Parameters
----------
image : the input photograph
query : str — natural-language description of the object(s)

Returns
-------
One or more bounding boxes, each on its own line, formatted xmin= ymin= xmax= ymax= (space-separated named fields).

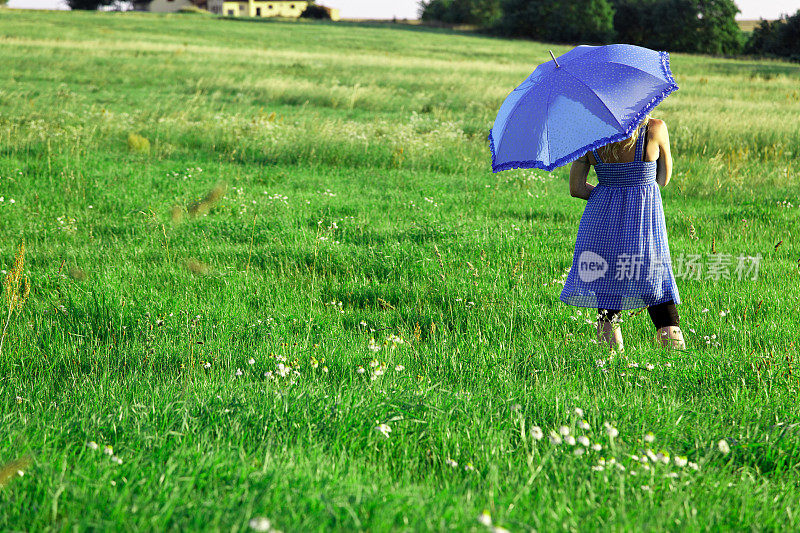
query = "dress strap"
xmin=634 ymin=121 xmax=648 ymax=162
xmin=591 ymin=148 xmax=603 ymax=164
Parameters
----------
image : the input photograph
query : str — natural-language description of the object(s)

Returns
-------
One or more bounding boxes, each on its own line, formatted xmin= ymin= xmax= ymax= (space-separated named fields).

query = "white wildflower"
xmin=375 ymin=423 xmax=392 ymax=438
xmin=530 ymin=426 xmax=544 ymax=440
xmin=477 ymin=511 xmax=493 ymax=527
xmin=578 ymin=435 xmax=590 ymax=447
xmin=718 ymin=439 xmax=730 ymax=455
xmin=386 ymin=334 xmax=405 ymax=345
xmin=248 ymin=517 xmax=272 ymax=532
xmin=445 ymin=458 xmax=458 ymax=468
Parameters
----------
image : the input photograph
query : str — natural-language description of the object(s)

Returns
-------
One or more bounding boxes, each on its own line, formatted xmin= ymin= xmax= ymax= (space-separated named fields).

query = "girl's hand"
xmin=569 ymin=154 xmax=593 ymax=200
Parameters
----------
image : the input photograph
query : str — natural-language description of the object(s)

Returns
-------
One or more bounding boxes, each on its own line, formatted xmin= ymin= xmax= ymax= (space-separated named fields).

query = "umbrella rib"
xmin=560 ymin=68 xmax=624 ymax=129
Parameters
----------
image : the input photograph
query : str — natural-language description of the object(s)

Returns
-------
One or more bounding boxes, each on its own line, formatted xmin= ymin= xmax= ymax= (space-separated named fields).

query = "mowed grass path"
xmin=1 ymin=10 xmax=799 ymax=531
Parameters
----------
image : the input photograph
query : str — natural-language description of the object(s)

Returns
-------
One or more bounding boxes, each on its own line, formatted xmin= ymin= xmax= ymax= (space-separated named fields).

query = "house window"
xmin=256 ymin=7 xmax=261 ymax=15
xmin=227 ymin=9 xmax=234 ymax=15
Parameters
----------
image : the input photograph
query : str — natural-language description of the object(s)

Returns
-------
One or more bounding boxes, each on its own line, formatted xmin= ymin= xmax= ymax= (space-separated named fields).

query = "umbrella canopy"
xmin=488 ymin=44 xmax=678 ymax=173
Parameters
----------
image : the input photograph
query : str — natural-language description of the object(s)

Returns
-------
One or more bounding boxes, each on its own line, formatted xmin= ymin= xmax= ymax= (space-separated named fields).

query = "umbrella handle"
xmin=549 ymin=50 xmax=560 ymax=68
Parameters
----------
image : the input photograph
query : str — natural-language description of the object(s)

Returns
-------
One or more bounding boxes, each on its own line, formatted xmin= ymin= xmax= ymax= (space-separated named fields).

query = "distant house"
xmin=207 ymin=0 xmax=340 ymax=20
xmin=134 ymin=0 xmax=340 ymax=20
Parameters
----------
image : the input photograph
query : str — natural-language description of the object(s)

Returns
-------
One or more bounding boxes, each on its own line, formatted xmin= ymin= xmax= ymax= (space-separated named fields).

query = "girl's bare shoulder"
xmin=647 ymin=118 xmax=668 ymax=140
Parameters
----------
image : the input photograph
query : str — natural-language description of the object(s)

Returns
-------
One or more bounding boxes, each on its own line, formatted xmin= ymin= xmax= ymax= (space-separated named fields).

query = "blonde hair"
xmin=601 ymin=115 xmax=651 ymax=162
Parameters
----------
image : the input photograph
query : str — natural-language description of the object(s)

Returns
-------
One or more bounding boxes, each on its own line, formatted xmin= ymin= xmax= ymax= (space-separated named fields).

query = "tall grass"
xmin=0 ymin=10 xmax=799 ymax=531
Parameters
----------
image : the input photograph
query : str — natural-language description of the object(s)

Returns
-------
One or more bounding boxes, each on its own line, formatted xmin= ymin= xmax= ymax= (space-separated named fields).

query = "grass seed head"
xmin=127 ymin=132 xmax=151 ymax=153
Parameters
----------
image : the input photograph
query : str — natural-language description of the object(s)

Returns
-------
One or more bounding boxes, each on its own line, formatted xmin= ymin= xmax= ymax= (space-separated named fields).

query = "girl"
xmin=559 ymin=114 xmax=686 ymax=352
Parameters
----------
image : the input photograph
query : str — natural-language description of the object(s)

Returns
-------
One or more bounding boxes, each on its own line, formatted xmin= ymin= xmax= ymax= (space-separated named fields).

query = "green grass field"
xmin=1 ymin=9 xmax=799 ymax=531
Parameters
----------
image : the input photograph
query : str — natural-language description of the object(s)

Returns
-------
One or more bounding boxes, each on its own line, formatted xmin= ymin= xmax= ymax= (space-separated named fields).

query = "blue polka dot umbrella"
xmin=488 ymin=44 xmax=679 ymax=173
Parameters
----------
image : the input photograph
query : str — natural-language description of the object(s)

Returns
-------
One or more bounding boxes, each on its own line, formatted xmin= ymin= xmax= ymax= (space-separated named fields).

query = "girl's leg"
xmin=648 ymin=300 xmax=686 ymax=350
xmin=597 ymin=308 xmax=624 ymax=352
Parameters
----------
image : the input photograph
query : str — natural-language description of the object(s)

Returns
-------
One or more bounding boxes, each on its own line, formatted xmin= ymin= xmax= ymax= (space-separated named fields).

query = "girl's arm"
xmin=651 ymin=119 xmax=673 ymax=187
xmin=569 ymin=153 xmax=594 ymax=200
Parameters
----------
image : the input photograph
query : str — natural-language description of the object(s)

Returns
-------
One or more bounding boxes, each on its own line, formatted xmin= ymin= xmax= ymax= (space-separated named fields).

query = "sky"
xmin=6 ymin=0 xmax=800 ymax=21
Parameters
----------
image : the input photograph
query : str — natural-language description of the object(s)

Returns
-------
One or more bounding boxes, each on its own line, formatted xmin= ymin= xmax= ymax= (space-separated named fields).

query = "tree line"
xmin=418 ymin=0 xmax=800 ymax=61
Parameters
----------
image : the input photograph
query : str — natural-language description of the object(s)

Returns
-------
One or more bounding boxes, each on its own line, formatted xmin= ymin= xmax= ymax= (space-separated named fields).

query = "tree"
xmin=746 ymin=10 xmax=800 ymax=60
xmin=611 ymin=0 xmax=653 ymax=46
xmin=419 ymin=0 xmax=449 ymax=22
xmin=300 ymin=4 xmax=333 ymax=19
xmin=611 ymin=0 xmax=742 ymax=55
xmin=497 ymin=0 xmax=615 ymax=44
xmin=419 ymin=0 xmax=503 ymax=27
xmin=66 ymin=0 xmax=115 ymax=9
xmin=695 ymin=0 xmax=743 ymax=55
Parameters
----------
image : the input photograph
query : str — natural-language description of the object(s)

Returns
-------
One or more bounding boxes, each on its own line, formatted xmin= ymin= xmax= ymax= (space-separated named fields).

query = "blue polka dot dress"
xmin=559 ymin=121 xmax=681 ymax=310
